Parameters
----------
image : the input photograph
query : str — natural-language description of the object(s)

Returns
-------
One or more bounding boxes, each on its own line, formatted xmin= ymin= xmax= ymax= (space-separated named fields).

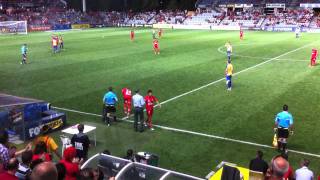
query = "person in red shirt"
xmin=0 ymin=158 xmax=19 ymax=180
xmin=32 ymin=141 xmax=52 ymax=162
xmin=130 ymin=29 xmax=135 ymax=41
xmin=240 ymin=28 xmax=244 ymax=40
xmin=59 ymin=147 xmax=81 ymax=180
xmin=158 ymin=28 xmax=163 ymax=38
xmin=144 ymin=89 xmax=161 ymax=130
xmin=310 ymin=48 xmax=318 ymax=66
xmin=153 ymin=39 xmax=160 ymax=55
xmin=122 ymin=87 xmax=132 ymax=118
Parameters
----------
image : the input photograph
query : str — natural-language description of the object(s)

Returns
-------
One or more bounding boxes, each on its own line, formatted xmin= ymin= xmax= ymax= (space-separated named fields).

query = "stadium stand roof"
xmin=0 ymin=93 xmax=43 ymax=108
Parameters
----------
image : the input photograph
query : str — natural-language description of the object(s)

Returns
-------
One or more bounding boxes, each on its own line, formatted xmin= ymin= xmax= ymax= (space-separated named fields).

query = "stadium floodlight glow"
xmin=0 ymin=21 xmax=28 ymax=35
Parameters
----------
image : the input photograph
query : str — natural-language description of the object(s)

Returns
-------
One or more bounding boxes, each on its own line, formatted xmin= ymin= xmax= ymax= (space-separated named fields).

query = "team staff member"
xmin=132 ymin=89 xmax=145 ymax=132
xmin=71 ymin=124 xmax=90 ymax=161
xmin=103 ymin=87 xmax=118 ymax=126
xmin=274 ymin=104 xmax=294 ymax=153
xmin=225 ymin=60 xmax=233 ymax=91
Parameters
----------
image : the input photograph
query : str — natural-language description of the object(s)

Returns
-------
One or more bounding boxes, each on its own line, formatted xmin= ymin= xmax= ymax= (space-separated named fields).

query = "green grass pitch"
xmin=1 ymin=28 xmax=320 ymax=177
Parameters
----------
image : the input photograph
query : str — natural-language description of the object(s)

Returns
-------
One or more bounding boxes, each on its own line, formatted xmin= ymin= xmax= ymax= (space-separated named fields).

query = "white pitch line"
xmin=53 ymin=43 xmax=317 ymax=157
xmin=52 ymin=106 xmax=320 ymax=158
xmin=159 ymin=43 xmax=314 ymax=106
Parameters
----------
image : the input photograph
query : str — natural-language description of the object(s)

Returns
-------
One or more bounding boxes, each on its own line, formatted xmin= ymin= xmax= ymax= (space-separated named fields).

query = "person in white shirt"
xmin=295 ymin=159 xmax=314 ymax=180
xmin=132 ymin=89 xmax=145 ymax=132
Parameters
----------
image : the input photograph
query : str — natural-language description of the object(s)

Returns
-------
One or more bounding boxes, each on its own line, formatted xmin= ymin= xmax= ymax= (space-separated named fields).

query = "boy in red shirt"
xmin=144 ymin=89 xmax=161 ymax=130
xmin=121 ymin=87 xmax=132 ymax=118
xmin=130 ymin=30 xmax=135 ymax=41
xmin=153 ymin=39 xmax=160 ymax=55
xmin=59 ymin=147 xmax=80 ymax=180
xmin=310 ymin=48 xmax=318 ymax=66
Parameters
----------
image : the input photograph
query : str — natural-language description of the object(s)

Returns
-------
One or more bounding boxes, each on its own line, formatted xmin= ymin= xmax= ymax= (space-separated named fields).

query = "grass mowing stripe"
xmin=52 ymin=106 xmax=320 ymax=158
xmin=158 ymin=42 xmax=315 ymax=106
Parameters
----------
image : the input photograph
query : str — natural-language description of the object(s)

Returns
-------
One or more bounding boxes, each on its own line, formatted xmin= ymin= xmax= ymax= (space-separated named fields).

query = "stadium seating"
xmin=184 ymin=9 xmax=224 ymax=25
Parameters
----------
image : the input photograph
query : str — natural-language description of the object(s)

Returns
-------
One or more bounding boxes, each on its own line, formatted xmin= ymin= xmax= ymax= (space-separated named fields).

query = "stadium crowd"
xmin=1 ymin=6 xmax=319 ymax=29
xmin=1 ymin=123 xmax=320 ymax=180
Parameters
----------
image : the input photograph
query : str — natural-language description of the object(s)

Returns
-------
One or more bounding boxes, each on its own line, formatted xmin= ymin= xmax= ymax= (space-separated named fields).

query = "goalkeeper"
xmin=21 ymin=44 xmax=28 ymax=64
xmin=274 ymin=104 xmax=294 ymax=153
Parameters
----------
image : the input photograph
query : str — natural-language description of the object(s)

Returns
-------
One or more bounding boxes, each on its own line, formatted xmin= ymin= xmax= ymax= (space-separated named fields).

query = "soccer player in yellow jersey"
xmin=225 ymin=60 xmax=233 ymax=91
xmin=225 ymin=42 xmax=232 ymax=61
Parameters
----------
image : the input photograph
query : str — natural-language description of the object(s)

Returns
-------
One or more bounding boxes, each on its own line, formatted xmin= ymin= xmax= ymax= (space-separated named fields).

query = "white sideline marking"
xmin=53 ymin=43 xmax=318 ymax=157
xmin=159 ymin=43 xmax=313 ymax=106
xmin=53 ymin=106 xmax=320 ymax=158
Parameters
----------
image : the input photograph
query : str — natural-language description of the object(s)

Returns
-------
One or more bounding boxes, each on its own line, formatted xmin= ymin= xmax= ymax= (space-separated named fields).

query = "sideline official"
xmin=132 ymin=89 xmax=145 ymax=132
xmin=103 ymin=87 xmax=118 ymax=126
xmin=274 ymin=104 xmax=294 ymax=153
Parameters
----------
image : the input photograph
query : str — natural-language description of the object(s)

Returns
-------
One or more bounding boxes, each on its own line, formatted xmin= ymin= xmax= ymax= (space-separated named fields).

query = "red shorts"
xmin=154 ymin=45 xmax=159 ymax=49
xmin=124 ymin=99 xmax=132 ymax=111
xmin=146 ymin=108 xmax=153 ymax=117
xmin=131 ymin=35 xmax=134 ymax=39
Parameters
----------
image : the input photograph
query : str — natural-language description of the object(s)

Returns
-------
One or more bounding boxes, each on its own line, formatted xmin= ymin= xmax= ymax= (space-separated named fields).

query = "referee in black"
xmin=132 ymin=89 xmax=145 ymax=132
xmin=274 ymin=104 xmax=294 ymax=153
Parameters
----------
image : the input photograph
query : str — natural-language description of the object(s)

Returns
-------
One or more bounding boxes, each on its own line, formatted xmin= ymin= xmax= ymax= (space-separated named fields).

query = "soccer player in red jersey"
xmin=130 ymin=29 xmax=135 ymax=41
xmin=158 ymin=28 xmax=162 ymax=38
xmin=310 ymin=48 xmax=318 ymax=67
xmin=144 ymin=89 xmax=160 ymax=130
xmin=122 ymin=87 xmax=132 ymax=118
xmin=240 ymin=28 xmax=244 ymax=40
xmin=153 ymin=39 xmax=160 ymax=55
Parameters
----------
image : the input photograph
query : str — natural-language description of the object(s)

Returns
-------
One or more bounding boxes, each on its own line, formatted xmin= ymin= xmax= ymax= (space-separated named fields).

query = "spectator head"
xmin=30 ymin=159 xmax=44 ymax=170
xmin=135 ymin=89 xmax=140 ymax=94
xmin=256 ymin=150 xmax=263 ymax=159
xmin=34 ymin=141 xmax=48 ymax=155
xmin=102 ymin=149 xmax=110 ymax=155
xmin=30 ymin=162 xmax=58 ymax=180
xmin=77 ymin=168 xmax=94 ymax=180
xmin=41 ymin=125 xmax=50 ymax=135
xmin=7 ymin=158 xmax=19 ymax=172
xmin=63 ymin=146 xmax=77 ymax=162
xmin=300 ymin=159 xmax=310 ymax=167
xmin=108 ymin=87 xmax=113 ymax=92
xmin=0 ymin=130 xmax=9 ymax=145
xmin=283 ymin=104 xmax=288 ymax=111
xmin=78 ymin=124 xmax=84 ymax=133
xmin=55 ymin=163 xmax=66 ymax=180
xmin=21 ymin=150 xmax=33 ymax=165
xmin=147 ymin=89 xmax=152 ymax=96
xmin=270 ymin=155 xmax=289 ymax=179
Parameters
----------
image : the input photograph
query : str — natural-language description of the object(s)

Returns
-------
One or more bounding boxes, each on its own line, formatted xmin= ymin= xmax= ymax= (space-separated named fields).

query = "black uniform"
xmin=71 ymin=132 xmax=90 ymax=159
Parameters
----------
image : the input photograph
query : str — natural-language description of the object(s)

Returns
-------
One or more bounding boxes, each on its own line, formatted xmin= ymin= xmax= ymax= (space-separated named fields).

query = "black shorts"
xmin=106 ymin=105 xmax=116 ymax=113
xmin=277 ymin=127 xmax=289 ymax=138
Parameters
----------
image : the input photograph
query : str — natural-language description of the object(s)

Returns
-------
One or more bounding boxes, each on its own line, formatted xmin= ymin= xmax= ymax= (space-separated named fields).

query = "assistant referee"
xmin=274 ymin=104 xmax=294 ymax=153
xmin=103 ymin=87 xmax=118 ymax=126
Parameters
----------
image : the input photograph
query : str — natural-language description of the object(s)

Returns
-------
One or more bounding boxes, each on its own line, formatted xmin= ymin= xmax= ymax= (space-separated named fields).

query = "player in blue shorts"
xmin=225 ymin=60 xmax=233 ymax=91
xmin=225 ymin=42 xmax=232 ymax=61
